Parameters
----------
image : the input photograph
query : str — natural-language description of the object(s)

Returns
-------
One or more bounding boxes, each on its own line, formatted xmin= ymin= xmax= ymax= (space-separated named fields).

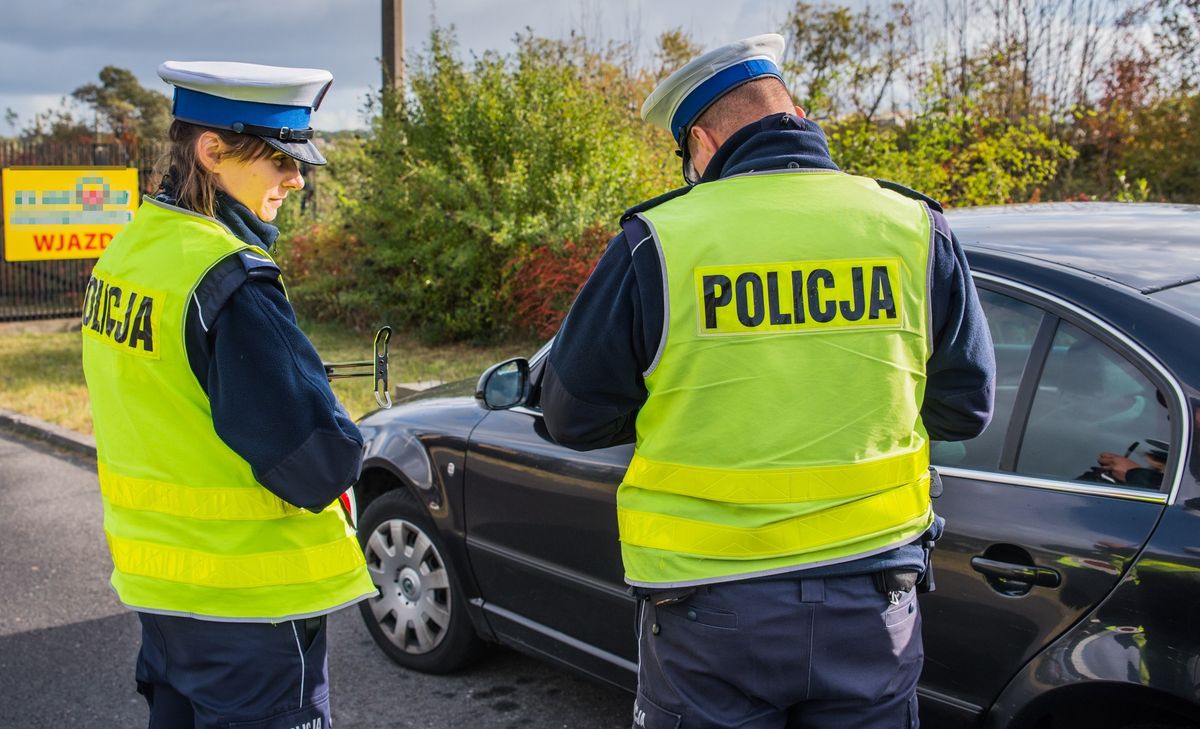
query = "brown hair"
xmin=693 ymin=77 xmax=795 ymax=139
xmin=155 ymin=121 xmax=275 ymax=217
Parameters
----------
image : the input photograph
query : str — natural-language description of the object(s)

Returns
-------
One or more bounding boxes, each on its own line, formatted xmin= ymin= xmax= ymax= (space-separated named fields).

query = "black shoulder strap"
xmin=235 ymin=249 xmax=282 ymax=282
xmin=190 ymin=249 xmax=282 ymax=333
xmin=875 ymin=179 xmax=944 ymax=213
xmin=620 ymin=216 xmax=654 ymax=255
xmin=620 ymin=185 xmax=693 ymax=223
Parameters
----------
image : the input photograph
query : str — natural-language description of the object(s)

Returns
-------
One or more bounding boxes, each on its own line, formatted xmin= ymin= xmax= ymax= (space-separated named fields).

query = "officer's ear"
xmin=689 ymin=125 xmax=720 ymax=158
xmin=195 ymin=131 xmax=226 ymax=174
xmin=794 ymin=105 xmax=807 ymax=119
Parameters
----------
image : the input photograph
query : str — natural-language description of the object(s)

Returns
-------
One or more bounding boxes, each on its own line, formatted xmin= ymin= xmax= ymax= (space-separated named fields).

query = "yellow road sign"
xmin=2 ymin=167 xmax=139 ymax=261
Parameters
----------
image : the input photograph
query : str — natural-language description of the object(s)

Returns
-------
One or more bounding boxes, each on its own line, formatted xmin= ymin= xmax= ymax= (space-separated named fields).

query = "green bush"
xmin=276 ymin=222 xmax=377 ymax=324
xmin=1119 ymin=93 xmax=1200 ymax=201
xmin=352 ymin=28 xmax=675 ymax=341
xmin=828 ymin=106 xmax=1076 ymax=208
xmin=274 ymin=132 xmax=369 ymax=239
xmin=272 ymin=134 xmax=380 ymax=328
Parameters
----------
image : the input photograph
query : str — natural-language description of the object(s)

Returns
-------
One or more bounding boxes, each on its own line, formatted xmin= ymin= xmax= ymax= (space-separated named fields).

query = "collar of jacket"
xmin=698 ymin=112 xmax=840 ymax=184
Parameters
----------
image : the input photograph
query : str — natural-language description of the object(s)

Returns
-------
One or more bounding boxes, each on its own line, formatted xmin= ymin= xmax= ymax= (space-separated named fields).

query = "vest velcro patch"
xmin=693 ymin=257 xmax=903 ymax=336
xmin=81 ymin=271 xmax=164 ymax=358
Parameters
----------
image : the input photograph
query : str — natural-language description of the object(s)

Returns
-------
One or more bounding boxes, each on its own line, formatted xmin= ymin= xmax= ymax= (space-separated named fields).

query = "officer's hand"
xmin=1097 ymin=452 xmax=1139 ymax=483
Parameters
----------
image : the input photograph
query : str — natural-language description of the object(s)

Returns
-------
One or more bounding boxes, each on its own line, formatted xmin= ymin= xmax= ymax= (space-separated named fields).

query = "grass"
xmin=308 ymin=320 xmax=538 ymax=420
xmin=0 ymin=318 xmax=539 ymax=435
xmin=0 ymin=323 xmax=91 ymax=433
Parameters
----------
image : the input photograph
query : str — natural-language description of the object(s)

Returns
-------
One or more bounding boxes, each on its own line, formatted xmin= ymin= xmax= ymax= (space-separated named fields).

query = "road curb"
xmin=0 ymin=408 xmax=96 ymax=459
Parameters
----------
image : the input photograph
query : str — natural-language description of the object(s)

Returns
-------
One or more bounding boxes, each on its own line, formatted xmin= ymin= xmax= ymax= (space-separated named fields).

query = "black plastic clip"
xmin=929 ymin=467 xmax=944 ymax=499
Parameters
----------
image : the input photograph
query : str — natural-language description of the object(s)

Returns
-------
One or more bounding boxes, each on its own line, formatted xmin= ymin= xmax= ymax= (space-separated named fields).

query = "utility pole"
xmin=382 ymin=0 xmax=404 ymax=90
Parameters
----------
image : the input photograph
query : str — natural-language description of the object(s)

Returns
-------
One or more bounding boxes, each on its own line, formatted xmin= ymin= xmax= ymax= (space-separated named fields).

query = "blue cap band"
xmin=669 ymin=58 xmax=782 ymax=144
xmin=172 ymin=87 xmax=313 ymax=132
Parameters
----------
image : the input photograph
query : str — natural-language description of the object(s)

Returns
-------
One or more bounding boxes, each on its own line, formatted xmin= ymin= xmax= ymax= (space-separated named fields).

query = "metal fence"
xmin=0 ymin=140 xmax=165 ymax=322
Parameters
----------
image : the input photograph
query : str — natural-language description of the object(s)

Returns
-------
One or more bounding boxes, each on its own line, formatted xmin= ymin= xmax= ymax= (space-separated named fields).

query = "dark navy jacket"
xmin=541 ymin=113 xmax=996 ymax=579
xmin=166 ymin=190 xmax=363 ymax=513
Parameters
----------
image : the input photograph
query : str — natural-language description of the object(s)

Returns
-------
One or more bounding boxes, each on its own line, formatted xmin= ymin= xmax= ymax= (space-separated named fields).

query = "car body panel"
xmin=985 ymin=501 xmax=1200 ymax=728
xmin=463 ymin=408 xmax=636 ymax=687
xmin=1149 ymin=283 xmax=1200 ymax=322
xmin=948 ymin=203 xmax=1200 ymax=292
xmin=920 ymin=477 xmax=1165 ymax=715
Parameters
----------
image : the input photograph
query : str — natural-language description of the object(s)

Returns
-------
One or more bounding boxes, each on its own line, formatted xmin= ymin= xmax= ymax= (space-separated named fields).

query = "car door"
xmin=920 ymin=276 xmax=1181 ymax=724
xmin=462 ymin=352 xmax=637 ymax=683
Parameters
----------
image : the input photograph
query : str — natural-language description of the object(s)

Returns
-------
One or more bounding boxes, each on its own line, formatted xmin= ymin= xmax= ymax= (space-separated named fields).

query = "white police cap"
xmin=158 ymin=61 xmax=334 ymax=165
xmin=642 ymin=33 xmax=786 ymax=145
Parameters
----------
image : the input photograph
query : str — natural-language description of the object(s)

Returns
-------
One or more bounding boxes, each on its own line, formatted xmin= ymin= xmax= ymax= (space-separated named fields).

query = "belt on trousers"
xmin=636 ymin=569 xmax=923 ymax=635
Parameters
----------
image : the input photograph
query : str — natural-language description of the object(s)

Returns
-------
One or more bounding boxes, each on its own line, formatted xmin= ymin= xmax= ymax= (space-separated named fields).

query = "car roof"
xmin=946 ymin=202 xmax=1200 ymax=293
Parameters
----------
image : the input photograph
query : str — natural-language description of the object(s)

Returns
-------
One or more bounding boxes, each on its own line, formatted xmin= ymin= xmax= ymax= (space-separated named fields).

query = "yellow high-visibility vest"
xmin=620 ymin=172 xmax=935 ymax=587
xmin=81 ymin=198 xmax=374 ymax=620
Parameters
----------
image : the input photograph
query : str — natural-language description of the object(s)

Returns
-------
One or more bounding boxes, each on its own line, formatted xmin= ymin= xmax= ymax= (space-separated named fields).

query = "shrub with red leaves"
xmin=504 ymin=224 xmax=611 ymax=339
xmin=276 ymin=223 xmax=368 ymax=324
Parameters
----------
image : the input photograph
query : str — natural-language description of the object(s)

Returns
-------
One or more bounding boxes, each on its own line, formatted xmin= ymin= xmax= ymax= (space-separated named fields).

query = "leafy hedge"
xmin=504 ymin=224 xmax=610 ymax=339
xmin=829 ymin=108 xmax=1076 ymax=207
xmin=343 ymin=30 xmax=674 ymax=341
xmin=273 ymin=9 xmax=1197 ymax=342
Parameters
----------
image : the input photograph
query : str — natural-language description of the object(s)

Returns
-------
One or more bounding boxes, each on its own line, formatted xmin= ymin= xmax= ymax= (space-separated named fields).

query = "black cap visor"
xmin=262 ymin=136 xmax=326 ymax=165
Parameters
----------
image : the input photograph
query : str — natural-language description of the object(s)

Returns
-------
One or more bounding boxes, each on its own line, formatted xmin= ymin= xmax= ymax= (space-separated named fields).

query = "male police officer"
xmin=541 ymin=35 xmax=995 ymax=728
xmin=81 ymin=63 xmax=374 ymax=727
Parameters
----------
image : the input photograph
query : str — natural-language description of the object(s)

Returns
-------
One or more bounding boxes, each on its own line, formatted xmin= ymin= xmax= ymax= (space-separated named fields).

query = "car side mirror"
xmin=475 ymin=357 xmax=530 ymax=410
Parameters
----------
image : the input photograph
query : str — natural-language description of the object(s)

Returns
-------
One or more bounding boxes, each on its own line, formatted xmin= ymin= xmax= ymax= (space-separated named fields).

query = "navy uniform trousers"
xmin=633 ymin=574 xmax=922 ymax=729
xmin=135 ymin=612 xmax=332 ymax=729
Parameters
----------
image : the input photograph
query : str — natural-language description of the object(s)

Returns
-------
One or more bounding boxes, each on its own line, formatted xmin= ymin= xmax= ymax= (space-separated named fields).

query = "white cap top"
xmin=641 ymin=33 xmax=786 ymax=144
xmin=157 ymin=61 xmax=333 ymax=110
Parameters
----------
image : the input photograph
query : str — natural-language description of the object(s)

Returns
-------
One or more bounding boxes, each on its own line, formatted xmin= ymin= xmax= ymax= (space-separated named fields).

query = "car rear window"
xmin=1017 ymin=321 xmax=1171 ymax=489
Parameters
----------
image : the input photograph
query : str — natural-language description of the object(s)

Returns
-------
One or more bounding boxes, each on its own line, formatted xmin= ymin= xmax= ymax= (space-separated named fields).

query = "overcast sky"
xmin=0 ymin=0 xmax=799 ymax=136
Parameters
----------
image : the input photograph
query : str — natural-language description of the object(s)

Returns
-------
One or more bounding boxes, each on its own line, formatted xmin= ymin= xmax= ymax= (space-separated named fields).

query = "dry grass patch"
xmin=0 ymin=318 xmax=539 ymax=435
xmin=308 ymin=321 xmax=539 ymax=420
xmin=0 ymin=325 xmax=90 ymax=433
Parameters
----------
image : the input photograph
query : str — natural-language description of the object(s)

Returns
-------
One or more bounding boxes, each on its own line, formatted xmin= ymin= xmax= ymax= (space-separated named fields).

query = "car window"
xmin=931 ymin=288 xmax=1042 ymax=471
xmin=1016 ymin=321 xmax=1171 ymax=489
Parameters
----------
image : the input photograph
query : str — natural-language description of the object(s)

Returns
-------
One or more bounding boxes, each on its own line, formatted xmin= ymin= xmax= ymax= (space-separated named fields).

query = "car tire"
xmin=356 ymin=487 xmax=482 ymax=673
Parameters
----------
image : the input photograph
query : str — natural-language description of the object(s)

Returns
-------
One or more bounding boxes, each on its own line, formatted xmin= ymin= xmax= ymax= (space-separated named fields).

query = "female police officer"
xmin=81 ymin=62 xmax=374 ymax=728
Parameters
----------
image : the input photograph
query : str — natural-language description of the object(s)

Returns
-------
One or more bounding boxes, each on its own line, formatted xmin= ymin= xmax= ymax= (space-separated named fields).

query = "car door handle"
xmin=970 ymin=557 xmax=1061 ymax=588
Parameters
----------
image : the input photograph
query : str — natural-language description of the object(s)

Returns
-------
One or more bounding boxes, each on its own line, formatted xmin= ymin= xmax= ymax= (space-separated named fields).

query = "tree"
xmin=71 ymin=66 xmax=171 ymax=148
xmin=782 ymin=1 xmax=914 ymax=122
xmin=1152 ymin=0 xmax=1200 ymax=91
xmin=8 ymin=66 xmax=170 ymax=146
xmin=8 ymin=98 xmax=91 ymax=143
xmin=654 ymin=28 xmax=702 ymax=82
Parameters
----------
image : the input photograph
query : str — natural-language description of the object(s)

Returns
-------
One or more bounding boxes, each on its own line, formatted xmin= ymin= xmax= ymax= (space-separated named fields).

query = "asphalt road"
xmin=0 ymin=432 xmax=632 ymax=729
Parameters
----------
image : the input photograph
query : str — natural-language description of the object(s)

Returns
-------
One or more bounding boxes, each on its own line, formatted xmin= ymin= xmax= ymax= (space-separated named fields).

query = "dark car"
xmin=351 ymin=203 xmax=1200 ymax=729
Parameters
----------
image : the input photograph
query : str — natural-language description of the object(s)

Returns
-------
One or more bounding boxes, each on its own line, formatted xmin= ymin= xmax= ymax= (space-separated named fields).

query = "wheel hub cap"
xmin=398 ymin=568 xmax=421 ymax=601
xmin=363 ymin=516 xmax=453 ymax=655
